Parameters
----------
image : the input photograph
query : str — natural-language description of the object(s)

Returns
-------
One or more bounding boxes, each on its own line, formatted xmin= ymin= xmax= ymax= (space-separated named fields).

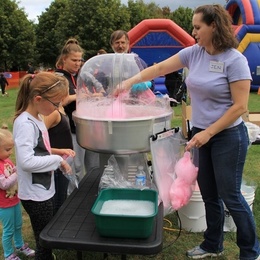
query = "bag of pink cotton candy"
xmin=169 ymin=150 xmax=199 ymax=211
xmin=150 ymin=128 xmax=188 ymax=216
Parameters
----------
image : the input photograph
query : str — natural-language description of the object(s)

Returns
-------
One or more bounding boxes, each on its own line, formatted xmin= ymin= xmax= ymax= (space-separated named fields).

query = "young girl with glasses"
xmin=13 ymin=72 xmax=72 ymax=260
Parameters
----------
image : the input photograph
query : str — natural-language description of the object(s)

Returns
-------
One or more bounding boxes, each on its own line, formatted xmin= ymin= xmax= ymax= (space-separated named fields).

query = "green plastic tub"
xmin=91 ymin=188 xmax=158 ymax=238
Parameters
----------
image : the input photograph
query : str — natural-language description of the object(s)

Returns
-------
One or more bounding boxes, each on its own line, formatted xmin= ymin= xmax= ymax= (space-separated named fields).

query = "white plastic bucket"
xmin=224 ymin=184 xmax=255 ymax=232
xmin=178 ymin=184 xmax=255 ymax=233
xmin=178 ymin=190 xmax=206 ymax=232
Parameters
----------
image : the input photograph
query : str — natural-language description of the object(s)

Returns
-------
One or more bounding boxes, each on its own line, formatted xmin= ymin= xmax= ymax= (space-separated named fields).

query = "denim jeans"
xmin=192 ymin=122 xmax=260 ymax=260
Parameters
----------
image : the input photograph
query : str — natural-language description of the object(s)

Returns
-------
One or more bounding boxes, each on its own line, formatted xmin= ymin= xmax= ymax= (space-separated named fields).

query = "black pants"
xmin=53 ymin=169 xmax=69 ymax=215
xmin=21 ymin=198 xmax=54 ymax=260
xmin=1 ymin=84 xmax=6 ymax=94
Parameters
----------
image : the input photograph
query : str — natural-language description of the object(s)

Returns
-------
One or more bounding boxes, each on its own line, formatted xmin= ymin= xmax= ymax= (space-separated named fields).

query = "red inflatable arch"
xmin=128 ymin=19 xmax=195 ymax=65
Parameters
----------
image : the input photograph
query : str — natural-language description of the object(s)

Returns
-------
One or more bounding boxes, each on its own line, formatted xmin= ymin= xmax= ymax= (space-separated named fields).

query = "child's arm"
xmin=51 ymin=148 xmax=75 ymax=157
xmin=0 ymin=172 xmax=17 ymax=190
xmin=44 ymin=110 xmax=60 ymax=129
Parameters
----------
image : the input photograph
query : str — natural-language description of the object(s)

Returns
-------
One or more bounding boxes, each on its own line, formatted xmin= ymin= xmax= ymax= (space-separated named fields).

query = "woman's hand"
xmin=186 ymin=130 xmax=211 ymax=151
xmin=91 ymin=92 xmax=105 ymax=97
xmin=113 ymin=79 xmax=132 ymax=97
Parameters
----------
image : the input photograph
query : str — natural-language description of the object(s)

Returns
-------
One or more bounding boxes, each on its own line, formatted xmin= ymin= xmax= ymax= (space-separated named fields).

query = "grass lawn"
xmin=0 ymin=89 xmax=259 ymax=259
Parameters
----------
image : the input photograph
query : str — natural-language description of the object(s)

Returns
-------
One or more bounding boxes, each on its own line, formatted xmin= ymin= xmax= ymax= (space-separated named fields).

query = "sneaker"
xmin=187 ymin=246 xmax=224 ymax=259
xmin=5 ymin=253 xmax=21 ymax=260
xmin=16 ymin=243 xmax=35 ymax=257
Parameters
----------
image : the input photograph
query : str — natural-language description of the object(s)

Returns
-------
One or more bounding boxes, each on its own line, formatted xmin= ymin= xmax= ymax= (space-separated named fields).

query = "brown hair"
xmin=194 ymin=4 xmax=239 ymax=51
xmin=14 ymin=72 xmax=69 ymax=120
xmin=110 ymin=30 xmax=129 ymax=46
xmin=97 ymin=49 xmax=107 ymax=55
xmin=55 ymin=38 xmax=84 ymax=69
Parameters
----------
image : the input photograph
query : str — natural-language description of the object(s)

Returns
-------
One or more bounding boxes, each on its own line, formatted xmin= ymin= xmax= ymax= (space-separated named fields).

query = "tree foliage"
xmin=35 ymin=0 xmax=69 ymax=67
xmin=0 ymin=0 xmax=196 ymax=71
xmin=55 ymin=0 xmax=131 ymax=59
xmin=127 ymin=0 xmax=162 ymax=28
xmin=0 ymin=0 xmax=35 ymax=70
xmin=171 ymin=7 xmax=194 ymax=35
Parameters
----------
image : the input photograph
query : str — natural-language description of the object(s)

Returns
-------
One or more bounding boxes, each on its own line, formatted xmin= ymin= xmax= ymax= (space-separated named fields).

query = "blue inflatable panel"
xmin=153 ymin=77 xmax=168 ymax=94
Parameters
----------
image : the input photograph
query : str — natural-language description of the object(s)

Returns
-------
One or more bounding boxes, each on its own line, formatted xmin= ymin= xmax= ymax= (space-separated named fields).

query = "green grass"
xmin=0 ymin=89 xmax=259 ymax=259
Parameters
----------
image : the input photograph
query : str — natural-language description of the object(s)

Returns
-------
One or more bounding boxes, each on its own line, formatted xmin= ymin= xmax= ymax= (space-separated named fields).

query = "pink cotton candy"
xmin=170 ymin=178 xmax=193 ymax=210
xmin=106 ymin=93 xmax=127 ymax=118
xmin=138 ymin=88 xmax=156 ymax=104
xmin=170 ymin=151 xmax=198 ymax=210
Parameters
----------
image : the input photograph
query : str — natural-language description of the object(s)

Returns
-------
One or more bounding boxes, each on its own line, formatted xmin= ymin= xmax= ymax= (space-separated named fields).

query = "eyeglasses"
xmin=43 ymin=97 xmax=61 ymax=108
xmin=40 ymin=80 xmax=60 ymax=95
xmin=113 ymin=41 xmax=128 ymax=46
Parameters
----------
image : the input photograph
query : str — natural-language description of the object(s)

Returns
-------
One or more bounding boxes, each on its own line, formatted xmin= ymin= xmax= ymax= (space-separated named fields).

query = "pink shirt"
xmin=0 ymin=158 xmax=19 ymax=208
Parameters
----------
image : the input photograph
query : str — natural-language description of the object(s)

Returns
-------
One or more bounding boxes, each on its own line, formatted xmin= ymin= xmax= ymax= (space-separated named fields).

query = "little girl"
xmin=44 ymin=104 xmax=76 ymax=214
xmin=0 ymin=126 xmax=35 ymax=260
xmin=13 ymin=72 xmax=72 ymax=260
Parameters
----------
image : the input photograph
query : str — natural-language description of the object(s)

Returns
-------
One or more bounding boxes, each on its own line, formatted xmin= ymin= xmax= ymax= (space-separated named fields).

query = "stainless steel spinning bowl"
xmin=73 ymin=111 xmax=173 ymax=154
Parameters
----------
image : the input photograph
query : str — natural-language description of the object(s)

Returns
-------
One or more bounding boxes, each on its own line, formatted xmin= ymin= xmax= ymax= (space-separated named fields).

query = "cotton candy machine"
xmin=72 ymin=53 xmax=173 ymax=154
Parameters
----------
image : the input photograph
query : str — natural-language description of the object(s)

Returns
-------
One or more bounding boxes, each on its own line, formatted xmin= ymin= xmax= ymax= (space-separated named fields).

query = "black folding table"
xmin=40 ymin=168 xmax=164 ymax=259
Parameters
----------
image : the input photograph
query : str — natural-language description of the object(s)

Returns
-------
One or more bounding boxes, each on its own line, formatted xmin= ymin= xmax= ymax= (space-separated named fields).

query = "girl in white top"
xmin=13 ymin=72 xmax=71 ymax=260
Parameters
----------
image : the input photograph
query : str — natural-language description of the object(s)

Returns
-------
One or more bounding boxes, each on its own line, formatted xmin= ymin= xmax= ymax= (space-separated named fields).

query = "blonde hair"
xmin=56 ymin=38 xmax=84 ymax=69
xmin=14 ymin=72 xmax=69 ymax=120
xmin=0 ymin=125 xmax=13 ymax=146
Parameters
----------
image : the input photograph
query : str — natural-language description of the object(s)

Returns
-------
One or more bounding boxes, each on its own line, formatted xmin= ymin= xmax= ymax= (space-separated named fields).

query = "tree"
xmin=35 ymin=0 xmax=69 ymax=68
xmin=127 ymin=0 xmax=162 ymax=28
xmin=162 ymin=6 xmax=171 ymax=17
xmin=35 ymin=0 xmax=131 ymax=65
xmin=0 ymin=0 xmax=35 ymax=71
xmin=171 ymin=7 xmax=193 ymax=35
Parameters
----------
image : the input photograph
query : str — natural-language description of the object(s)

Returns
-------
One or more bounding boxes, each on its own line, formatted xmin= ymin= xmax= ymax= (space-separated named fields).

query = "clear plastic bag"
xmin=98 ymin=154 xmax=156 ymax=192
xmin=61 ymin=155 xmax=78 ymax=189
xmin=150 ymin=128 xmax=198 ymax=216
xmin=245 ymin=122 xmax=260 ymax=145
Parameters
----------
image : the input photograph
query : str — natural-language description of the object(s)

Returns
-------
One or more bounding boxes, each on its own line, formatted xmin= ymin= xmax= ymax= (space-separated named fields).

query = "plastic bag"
xmin=61 ymin=155 xmax=78 ymax=189
xmin=99 ymin=155 xmax=133 ymax=190
xmin=150 ymin=128 xmax=198 ymax=216
xmin=98 ymin=154 xmax=156 ymax=192
xmin=245 ymin=122 xmax=260 ymax=145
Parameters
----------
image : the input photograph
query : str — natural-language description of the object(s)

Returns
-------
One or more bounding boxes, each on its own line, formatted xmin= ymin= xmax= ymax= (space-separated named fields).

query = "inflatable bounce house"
xmin=226 ymin=0 xmax=260 ymax=91
xmin=128 ymin=19 xmax=195 ymax=93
